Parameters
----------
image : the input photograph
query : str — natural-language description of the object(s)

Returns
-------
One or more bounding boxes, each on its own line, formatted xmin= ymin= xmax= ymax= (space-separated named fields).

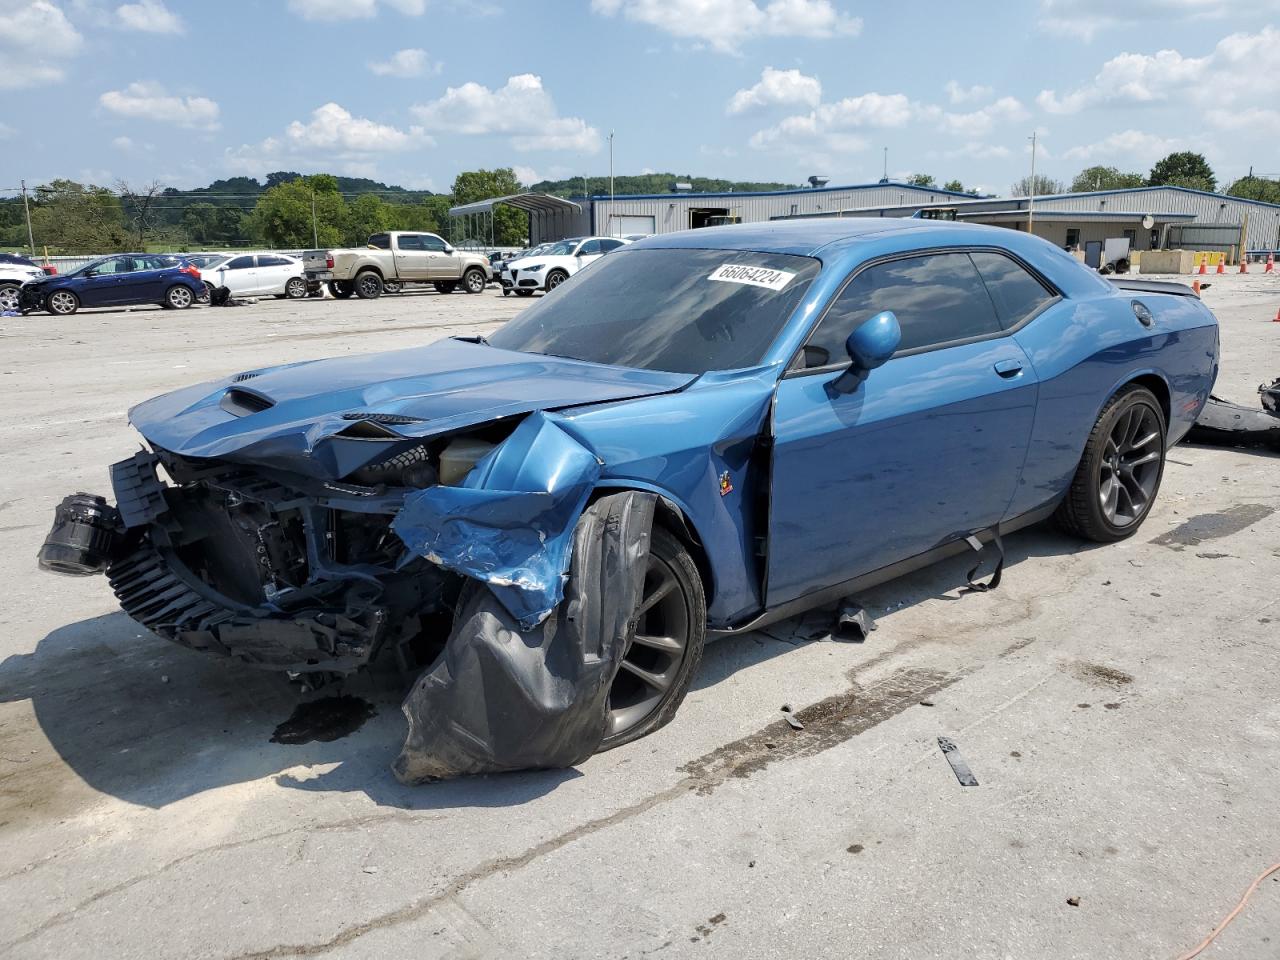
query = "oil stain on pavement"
xmin=270 ymin=696 xmax=378 ymax=745
xmin=1151 ymin=503 xmax=1274 ymax=550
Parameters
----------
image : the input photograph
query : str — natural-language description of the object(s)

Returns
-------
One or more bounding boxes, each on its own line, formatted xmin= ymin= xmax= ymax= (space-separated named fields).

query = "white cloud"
xmin=115 ymin=0 xmax=182 ymax=33
xmin=591 ymin=0 xmax=861 ymax=54
xmin=945 ymin=81 xmax=992 ymax=104
xmin=411 ymin=74 xmax=601 ymax=152
xmin=1038 ymin=27 xmax=1280 ymax=114
xmin=0 ymin=1 xmax=83 ymax=90
xmin=1062 ymin=128 xmax=1188 ymax=163
xmin=512 ymin=165 xmax=540 ymax=185
xmin=287 ymin=0 xmax=424 ymax=20
xmin=945 ymin=142 xmax=1012 ymax=160
xmin=224 ymin=102 xmax=431 ymax=177
xmin=1036 ymin=0 xmax=1275 ymax=41
xmin=751 ymin=88 xmax=1028 ymax=155
xmin=727 ymin=67 xmax=821 ymax=114
xmin=99 ymin=81 xmax=220 ymax=130
xmin=112 ymin=135 xmax=134 ymax=149
xmin=368 ymin=48 xmax=437 ymax=77
xmin=0 ymin=122 xmax=15 ymax=140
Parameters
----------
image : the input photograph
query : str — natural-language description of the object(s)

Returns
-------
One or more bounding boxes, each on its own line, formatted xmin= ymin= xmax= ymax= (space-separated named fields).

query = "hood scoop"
xmin=340 ymin=412 xmax=427 ymax=425
xmin=219 ymin=387 xmax=275 ymax=417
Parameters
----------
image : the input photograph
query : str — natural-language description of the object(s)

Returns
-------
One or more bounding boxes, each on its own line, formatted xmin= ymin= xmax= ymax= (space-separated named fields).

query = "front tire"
xmin=545 ymin=269 xmax=569 ymax=291
xmin=383 ymin=280 xmax=403 ymax=295
xmin=354 ymin=271 xmax=383 ymax=299
xmin=514 ymin=289 xmax=534 ymax=298
xmin=1055 ymin=385 xmax=1166 ymax=542
xmin=0 ymin=283 xmax=22 ymax=312
xmin=327 ymin=281 xmax=354 ymax=299
xmin=433 ymin=280 xmax=458 ymax=294
xmin=285 ymin=277 xmax=307 ymax=299
xmin=463 ymin=268 xmax=487 ymax=294
xmin=46 ymin=290 xmax=79 ymax=315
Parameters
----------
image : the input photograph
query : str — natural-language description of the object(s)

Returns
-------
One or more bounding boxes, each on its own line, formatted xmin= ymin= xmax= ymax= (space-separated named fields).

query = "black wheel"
xmin=501 ymin=288 xmax=510 ymax=297
xmin=0 ymin=283 xmax=22 ymax=312
xmin=462 ymin=267 xmax=487 ymax=294
xmin=285 ymin=277 xmax=307 ymax=299
xmin=165 ymin=285 xmax=194 ymax=309
xmin=433 ymin=281 xmax=458 ymax=294
xmin=354 ymin=272 xmax=383 ymax=299
xmin=46 ymin=289 xmax=79 ymax=315
xmin=1055 ymin=386 xmax=1166 ymax=542
xmin=327 ymin=281 xmax=354 ymax=299
xmin=514 ymin=289 xmax=534 ymax=298
xmin=383 ymin=280 xmax=403 ymax=295
xmin=599 ymin=524 xmax=706 ymax=749
xmin=198 ymin=282 xmax=213 ymax=304
xmin=545 ymin=269 xmax=569 ymax=291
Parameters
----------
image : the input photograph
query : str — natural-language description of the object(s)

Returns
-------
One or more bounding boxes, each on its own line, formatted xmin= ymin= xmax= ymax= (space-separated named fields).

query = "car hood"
xmin=128 ymin=337 xmax=693 ymax=479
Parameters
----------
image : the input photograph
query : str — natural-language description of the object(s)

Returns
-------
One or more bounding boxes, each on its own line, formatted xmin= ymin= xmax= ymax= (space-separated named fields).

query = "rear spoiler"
xmin=1109 ymin=278 xmax=1202 ymax=299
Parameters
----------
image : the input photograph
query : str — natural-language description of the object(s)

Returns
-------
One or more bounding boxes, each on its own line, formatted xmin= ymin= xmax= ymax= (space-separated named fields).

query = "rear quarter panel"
xmin=1007 ymin=290 xmax=1218 ymax=519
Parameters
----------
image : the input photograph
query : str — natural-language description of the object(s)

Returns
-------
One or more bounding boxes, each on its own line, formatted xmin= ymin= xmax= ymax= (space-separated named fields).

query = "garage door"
xmin=610 ymin=215 xmax=656 ymax=237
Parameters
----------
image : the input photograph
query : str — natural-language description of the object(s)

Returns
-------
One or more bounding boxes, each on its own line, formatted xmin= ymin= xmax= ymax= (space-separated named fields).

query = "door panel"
xmin=393 ymin=235 xmax=431 ymax=280
xmin=767 ymin=339 xmax=1038 ymax=607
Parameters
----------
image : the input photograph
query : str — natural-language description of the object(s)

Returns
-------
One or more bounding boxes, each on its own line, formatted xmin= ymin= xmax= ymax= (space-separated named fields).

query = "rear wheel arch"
xmin=1125 ymin=372 xmax=1171 ymax=429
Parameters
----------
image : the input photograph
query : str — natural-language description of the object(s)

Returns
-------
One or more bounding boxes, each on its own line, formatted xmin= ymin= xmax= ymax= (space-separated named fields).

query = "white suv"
xmin=502 ymin=236 xmax=631 ymax=297
xmin=0 ymin=255 xmax=49 ymax=312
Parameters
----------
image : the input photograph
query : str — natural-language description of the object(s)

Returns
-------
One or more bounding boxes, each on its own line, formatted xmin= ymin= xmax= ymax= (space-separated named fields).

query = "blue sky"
xmin=2 ymin=0 xmax=1278 ymax=195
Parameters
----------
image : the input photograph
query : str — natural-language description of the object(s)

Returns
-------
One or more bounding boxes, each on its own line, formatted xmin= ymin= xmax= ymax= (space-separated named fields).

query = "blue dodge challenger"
xmin=39 ymin=219 xmax=1218 ymax=780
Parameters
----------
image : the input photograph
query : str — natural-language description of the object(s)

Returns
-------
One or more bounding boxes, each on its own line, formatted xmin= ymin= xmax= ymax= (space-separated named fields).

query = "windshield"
xmin=535 ymin=240 xmax=577 ymax=257
xmin=487 ymin=247 xmax=820 ymax=374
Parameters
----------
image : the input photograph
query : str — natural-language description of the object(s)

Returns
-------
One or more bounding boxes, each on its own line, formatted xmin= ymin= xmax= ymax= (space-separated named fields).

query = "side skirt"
xmin=708 ymin=498 xmax=1062 ymax=639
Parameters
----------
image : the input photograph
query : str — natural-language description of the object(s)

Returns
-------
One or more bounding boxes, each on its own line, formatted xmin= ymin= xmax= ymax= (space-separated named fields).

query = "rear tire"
xmin=1055 ymin=385 xmax=1166 ymax=543
xmin=354 ymin=272 xmax=383 ymax=299
xmin=285 ymin=277 xmax=307 ymax=299
xmin=463 ymin=268 xmax=486 ymax=294
xmin=165 ymin=285 xmax=194 ymax=310
xmin=328 ymin=281 xmax=354 ymax=299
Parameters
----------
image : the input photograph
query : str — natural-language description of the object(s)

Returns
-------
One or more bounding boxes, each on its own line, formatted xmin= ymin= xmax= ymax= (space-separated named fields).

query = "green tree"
xmin=29 ymin=179 xmax=130 ymax=254
xmin=1070 ymin=166 xmax=1146 ymax=192
xmin=1010 ymin=174 xmax=1065 ymax=197
xmin=1225 ymin=175 xmax=1280 ymax=204
xmin=1148 ymin=152 xmax=1216 ymax=192
xmin=342 ymin=193 xmax=391 ymax=245
xmin=249 ymin=174 xmax=344 ymax=248
xmin=942 ymin=179 xmax=964 ymax=192
xmin=451 ymin=168 xmax=526 ymax=246
xmin=906 ymin=173 xmax=936 ymax=187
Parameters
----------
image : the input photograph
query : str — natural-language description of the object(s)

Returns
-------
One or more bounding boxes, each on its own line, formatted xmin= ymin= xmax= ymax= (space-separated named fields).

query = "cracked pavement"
xmin=2 ymin=276 xmax=1279 ymax=959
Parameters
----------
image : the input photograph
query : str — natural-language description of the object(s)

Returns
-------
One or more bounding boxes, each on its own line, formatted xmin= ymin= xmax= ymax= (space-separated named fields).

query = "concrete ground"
xmin=1 ymin=273 xmax=1279 ymax=959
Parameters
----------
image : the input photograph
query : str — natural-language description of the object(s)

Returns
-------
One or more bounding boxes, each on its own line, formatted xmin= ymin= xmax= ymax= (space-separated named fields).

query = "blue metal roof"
xmin=570 ymin=180 xmax=985 ymax=203
xmin=1024 ymin=184 xmax=1280 ymax=212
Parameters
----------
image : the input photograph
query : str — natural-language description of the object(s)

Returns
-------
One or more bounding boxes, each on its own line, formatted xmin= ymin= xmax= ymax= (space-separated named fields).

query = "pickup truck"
xmin=303 ymin=231 xmax=491 ymax=299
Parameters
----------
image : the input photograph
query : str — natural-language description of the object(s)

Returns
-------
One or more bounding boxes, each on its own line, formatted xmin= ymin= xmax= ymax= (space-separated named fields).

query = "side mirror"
xmin=443 ymin=244 xmax=454 ymax=254
xmin=829 ymin=311 xmax=901 ymax=394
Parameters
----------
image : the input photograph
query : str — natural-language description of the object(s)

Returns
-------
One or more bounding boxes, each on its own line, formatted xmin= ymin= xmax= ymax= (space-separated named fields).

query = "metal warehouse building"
xmin=452 ymin=181 xmax=1280 ymax=260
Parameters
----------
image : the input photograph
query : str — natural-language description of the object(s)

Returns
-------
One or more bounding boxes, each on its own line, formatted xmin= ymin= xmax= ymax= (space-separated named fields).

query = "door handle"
xmin=994 ymin=359 xmax=1023 ymax=379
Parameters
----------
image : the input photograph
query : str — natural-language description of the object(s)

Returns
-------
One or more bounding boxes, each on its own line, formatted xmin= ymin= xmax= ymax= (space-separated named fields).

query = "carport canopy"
xmin=448 ymin=193 xmax=583 ymax=248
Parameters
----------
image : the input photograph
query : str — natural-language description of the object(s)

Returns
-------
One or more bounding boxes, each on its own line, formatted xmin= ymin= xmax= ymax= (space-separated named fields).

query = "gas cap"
xmin=1131 ymin=300 xmax=1154 ymax=328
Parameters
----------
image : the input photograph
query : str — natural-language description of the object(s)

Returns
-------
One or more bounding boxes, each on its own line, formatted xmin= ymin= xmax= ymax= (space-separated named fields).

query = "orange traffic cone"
xmin=1192 ymin=279 xmax=1201 ymax=295
xmin=1240 ymin=254 xmax=1249 ymax=274
xmin=1267 ymin=253 xmax=1275 ymax=274
xmin=1198 ymin=260 xmax=1207 ymax=275
xmin=1273 ymin=306 xmax=1280 ymax=322
xmin=1217 ymin=259 xmax=1225 ymax=274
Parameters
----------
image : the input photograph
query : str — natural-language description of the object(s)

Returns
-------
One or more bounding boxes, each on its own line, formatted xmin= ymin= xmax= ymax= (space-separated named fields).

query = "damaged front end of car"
xmin=37 ymin=340 xmax=695 ymax=781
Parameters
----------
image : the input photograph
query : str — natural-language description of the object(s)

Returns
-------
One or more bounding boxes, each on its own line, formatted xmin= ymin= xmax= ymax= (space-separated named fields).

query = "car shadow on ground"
xmin=1 ymin=522 xmax=1098 ymax=814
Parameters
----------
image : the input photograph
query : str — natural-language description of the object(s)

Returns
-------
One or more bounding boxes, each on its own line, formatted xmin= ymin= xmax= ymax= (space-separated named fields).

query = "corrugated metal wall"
xmin=1032 ymin=188 xmax=1280 ymax=250
xmin=587 ymin=184 xmax=957 ymax=237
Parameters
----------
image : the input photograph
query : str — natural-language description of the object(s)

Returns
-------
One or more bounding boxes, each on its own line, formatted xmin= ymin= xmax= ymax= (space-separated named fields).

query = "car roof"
xmin=629 ymin=217 xmax=947 ymax=256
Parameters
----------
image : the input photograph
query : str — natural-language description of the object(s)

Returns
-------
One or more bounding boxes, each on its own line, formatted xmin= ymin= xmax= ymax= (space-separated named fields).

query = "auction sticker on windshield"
xmin=708 ymin=263 xmax=796 ymax=291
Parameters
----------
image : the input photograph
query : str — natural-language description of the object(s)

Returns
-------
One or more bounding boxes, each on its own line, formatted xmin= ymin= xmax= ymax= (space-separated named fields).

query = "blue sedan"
xmin=21 ymin=253 xmax=205 ymax=316
xmin=39 ymin=218 xmax=1218 ymax=780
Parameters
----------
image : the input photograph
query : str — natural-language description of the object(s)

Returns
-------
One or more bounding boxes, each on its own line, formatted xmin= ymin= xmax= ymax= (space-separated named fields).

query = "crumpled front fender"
xmin=391 ymin=412 xmax=602 ymax=629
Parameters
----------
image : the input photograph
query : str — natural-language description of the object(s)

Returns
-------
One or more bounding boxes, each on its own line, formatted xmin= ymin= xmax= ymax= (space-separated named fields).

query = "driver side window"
xmin=420 ymin=235 xmax=447 ymax=252
xmin=578 ymin=239 xmax=602 ymax=256
xmin=803 ymin=252 xmax=1002 ymax=368
xmin=92 ymin=257 xmax=132 ymax=275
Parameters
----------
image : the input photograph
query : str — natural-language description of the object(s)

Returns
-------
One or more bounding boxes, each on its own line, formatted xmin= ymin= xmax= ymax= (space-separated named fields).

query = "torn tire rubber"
xmin=1055 ymin=385 xmax=1166 ymax=542
xmin=393 ymin=491 xmax=669 ymax=783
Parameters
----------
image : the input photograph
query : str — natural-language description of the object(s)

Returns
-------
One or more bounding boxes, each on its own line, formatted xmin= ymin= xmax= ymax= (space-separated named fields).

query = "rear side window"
xmin=258 ymin=255 xmax=290 ymax=266
xmin=395 ymin=235 xmax=423 ymax=251
xmin=600 ymin=238 xmax=625 ymax=252
xmin=804 ymin=252 xmax=1001 ymax=366
xmin=368 ymin=234 xmax=391 ymax=249
xmin=969 ymin=251 xmax=1056 ymax=327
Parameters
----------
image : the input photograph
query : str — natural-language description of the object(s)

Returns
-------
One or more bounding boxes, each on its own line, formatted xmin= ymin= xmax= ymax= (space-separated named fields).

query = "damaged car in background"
xmin=38 ymin=219 xmax=1219 ymax=782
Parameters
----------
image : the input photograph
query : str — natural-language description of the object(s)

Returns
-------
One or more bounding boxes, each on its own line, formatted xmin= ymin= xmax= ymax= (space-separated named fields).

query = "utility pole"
xmin=609 ymin=130 xmax=615 ymax=203
xmin=20 ymin=179 xmax=35 ymax=256
xmin=1027 ymin=131 xmax=1037 ymax=236
xmin=311 ymin=190 xmax=319 ymax=248
xmin=882 ymin=147 xmax=888 ymax=182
